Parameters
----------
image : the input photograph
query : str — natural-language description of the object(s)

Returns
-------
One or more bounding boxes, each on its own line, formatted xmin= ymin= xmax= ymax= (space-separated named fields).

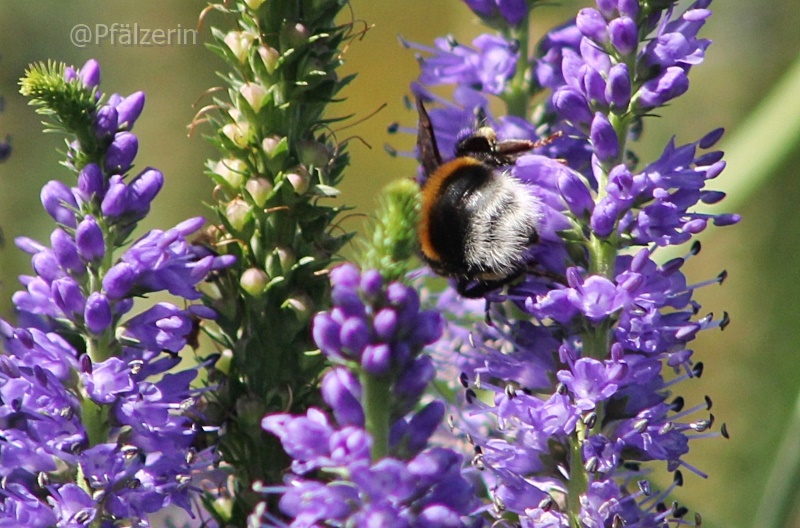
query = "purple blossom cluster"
xmin=260 ymin=264 xmax=480 ymax=526
xmin=406 ymin=0 xmax=737 ymax=525
xmin=1 ymin=59 xmax=233 ymax=526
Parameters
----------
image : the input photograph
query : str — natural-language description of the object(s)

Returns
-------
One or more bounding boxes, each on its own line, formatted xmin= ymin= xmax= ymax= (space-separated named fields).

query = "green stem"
xmin=503 ymin=11 xmax=531 ymax=119
xmin=567 ymin=424 xmax=589 ymax=528
xmin=360 ymin=371 xmax=391 ymax=461
xmin=81 ymin=397 xmax=109 ymax=446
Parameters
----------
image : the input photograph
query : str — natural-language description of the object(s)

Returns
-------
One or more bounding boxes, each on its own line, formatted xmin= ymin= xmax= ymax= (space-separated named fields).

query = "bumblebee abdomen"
xmin=419 ymin=158 xmax=490 ymax=275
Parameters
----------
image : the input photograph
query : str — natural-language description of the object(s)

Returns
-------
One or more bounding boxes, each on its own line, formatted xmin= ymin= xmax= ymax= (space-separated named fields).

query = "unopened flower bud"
xmin=214 ymin=159 xmax=247 ymax=189
xmin=282 ymin=23 xmax=310 ymax=48
xmin=262 ymin=135 xmax=283 ymax=157
xmin=285 ymin=293 xmax=313 ymax=322
xmin=286 ymin=167 xmax=310 ymax=194
xmin=246 ymin=177 xmax=273 ymax=207
xmin=244 ymin=0 xmax=265 ymax=9
xmin=297 ymin=140 xmax=330 ymax=169
xmin=222 ymin=122 xmax=251 ymax=148
xmin=224 ymin=31 xmax=256 ymax=63
xmin=240 ymin=267 xmax=269 ymax=296
xmin=266 ymin=246 xmax=296 ymax=277
xmin=258 ymin=45 xmax=280 ymax=74
xmin=225 ymin=198 xmax=251 ymax=232
xmin=240 ymin=82 xmax=268 ymax=113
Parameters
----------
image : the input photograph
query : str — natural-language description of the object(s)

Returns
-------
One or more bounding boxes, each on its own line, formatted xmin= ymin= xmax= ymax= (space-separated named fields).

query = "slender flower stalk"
xmin=405 ymin=0 xmax=737 ymax=525
xmin=0 ymin=59 xmax=232 ymax=526
xmin=196 ymin=0 xmax=357 ymax=523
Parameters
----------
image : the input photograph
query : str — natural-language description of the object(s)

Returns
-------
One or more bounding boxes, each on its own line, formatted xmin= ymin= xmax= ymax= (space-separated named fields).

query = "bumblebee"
xmin=415 ymin=98 xmax=551 ymax=298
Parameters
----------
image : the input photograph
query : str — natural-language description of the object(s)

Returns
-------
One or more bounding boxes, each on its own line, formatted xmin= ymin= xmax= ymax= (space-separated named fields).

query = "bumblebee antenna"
xmin=415 ymin=97 xmax=443 ymax=177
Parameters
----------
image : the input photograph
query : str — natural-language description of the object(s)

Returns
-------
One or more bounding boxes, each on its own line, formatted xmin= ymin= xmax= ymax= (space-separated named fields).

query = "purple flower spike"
xmin=75 ymin=215 xmax=105 ymax=262
xmin=84 ymin=291 xmax=112 ymax=334
xmin=103 ymin=132 xmax=138 ymax=174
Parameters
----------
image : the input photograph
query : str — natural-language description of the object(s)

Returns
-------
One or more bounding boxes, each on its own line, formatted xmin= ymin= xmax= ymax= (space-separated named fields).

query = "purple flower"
xmin=407 ymin=34 xmax=518 ymax=95
xmin=41 ymin=180 xmax=78 ymax=228
xmin=6 ymin=58 xmax=232 ymax=526
xmin=103 ymin=131 xmax=138 ymax=174
xmin=75 ymin=215 xmax=105 ymax=262
xmin=463 ymin=0 xmax=527 ymax=26
xmin=402 ymin=1 xmax=736 ymax=525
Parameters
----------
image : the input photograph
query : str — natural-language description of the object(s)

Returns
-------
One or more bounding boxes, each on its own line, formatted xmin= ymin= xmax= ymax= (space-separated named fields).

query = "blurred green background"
xmin=1 ymin=1 xmax=799 ymax=527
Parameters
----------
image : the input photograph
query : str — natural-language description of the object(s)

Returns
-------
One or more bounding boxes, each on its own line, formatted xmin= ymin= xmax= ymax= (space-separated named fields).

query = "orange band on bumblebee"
xmin=418 ymin=156 xmax=483 ymax=263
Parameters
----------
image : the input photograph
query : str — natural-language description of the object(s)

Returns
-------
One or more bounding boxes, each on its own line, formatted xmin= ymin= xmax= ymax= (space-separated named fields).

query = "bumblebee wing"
xmin=416 ymin=97 xmax=443 ymax=177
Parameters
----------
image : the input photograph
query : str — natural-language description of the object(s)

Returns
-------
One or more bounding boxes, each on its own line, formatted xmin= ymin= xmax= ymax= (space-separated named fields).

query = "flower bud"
xmin=225 ymin=198 xmax=251 ymax=232
xmin=282 ymin=23 xmax=310 ymax=48
xmin=262 ymin=135 xmax=283 ymax=157
xmin=85 ymin=292 xmax=112 ymax=334
xmin=609 ymin=17 xmax=637 ymax=55
xmin=266 ymin=246 xmax=296 ymax=276
xmin=104 ymin=132 xmax=138 ymax=174
xmin=222 ymin=122 xmax=250 ymax=148
xmin=340 ymin=317 xmax=370 ymax=357
xmin=94 ymin=105 xmax=118 ymax=138
xmin=286 ymin=167 xmax=310 ymax=195
xmin=552 ymin=87 xmax=593 ymax=124
xmin=52 ymin=277 xmax=85 ymax=317
xmin=605 ymin=63 xmax=632 ymax=110
xmin=362 ymin=343 xmax=392 ymax=376
xmin=224 ymin=31 xmax=256 ymax=63
xmin=558 ymin=170 xmax=595 ymax=217
xmin=127 ymin=168 xmax=164 ymax=217
xmin=635 ymin=67 xmax=689 ymax=109
xmin=321 ymin=368 xmax=364 ymax=427
xmin=214 ymin=159 xmax=248 ymax=189
xmin=590 ymin=112 xmax=619 ymax=162
xmin=78 ymin=59 xmax=100 ymax=89
xmin=115 ymin=91 xmax=146 ymax=130
xmin=103 ymin=262 xmax=137 ymax=299
xmin=576 ymin=8 xmax=608 ymax=43
xmin=77 ymin=163 xmax=104 ymax=202
xmin=101 ymin=176 xmax=128 ymax=218
xmin=285 ymin=293 xmax=313 ymax=323
xmin=240 ymin=82 xmax=268 ymax=113
xmin=258 ymin=45 xmax=280 ymax=74
xmin=240 ymin=267 xmax=269 ymax=296
xmin=297 ymin=140 xmax=330 ymax=169
xmin=51 ymin=228 xmax=83 ymax=274
xmin=246 ymin=177 xmax=273 ymax=207
xmin=41 ymin=180 xmax=78 ymax=228
xmin=76 ymin=215 xmax=105 ymax=262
